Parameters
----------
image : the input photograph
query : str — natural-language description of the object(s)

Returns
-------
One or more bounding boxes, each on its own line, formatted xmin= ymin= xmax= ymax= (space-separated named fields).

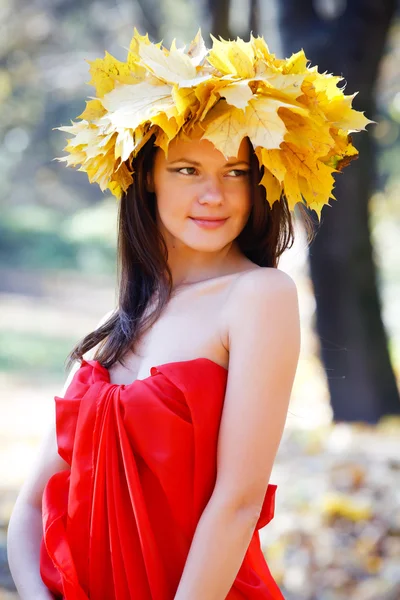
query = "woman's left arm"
xmin=173 ymin=268 xmax=301 ymax=600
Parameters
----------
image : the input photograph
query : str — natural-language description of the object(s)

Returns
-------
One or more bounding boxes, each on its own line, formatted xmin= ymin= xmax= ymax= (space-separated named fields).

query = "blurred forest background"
xmin=1 ymin=0 xmax=400 ymax=598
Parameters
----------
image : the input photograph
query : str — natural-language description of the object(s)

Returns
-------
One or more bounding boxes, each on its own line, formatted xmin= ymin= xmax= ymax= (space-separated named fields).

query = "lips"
xmin=190 ymin=217 xmax=227 ymax=221
xmin=189 ymin=216 xmax=228 ymax=229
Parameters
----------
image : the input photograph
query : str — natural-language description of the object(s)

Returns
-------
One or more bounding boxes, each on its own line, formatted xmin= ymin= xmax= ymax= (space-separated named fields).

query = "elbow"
xmin=211 ymin=492 xmax=263 ymax=529
xmin=235 ymin=503 xmax=263 ymax=530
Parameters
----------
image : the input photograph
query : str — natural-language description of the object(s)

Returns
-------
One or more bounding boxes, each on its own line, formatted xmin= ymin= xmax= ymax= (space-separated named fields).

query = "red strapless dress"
xmin=40 ymin=358 xmax=284 ymax=599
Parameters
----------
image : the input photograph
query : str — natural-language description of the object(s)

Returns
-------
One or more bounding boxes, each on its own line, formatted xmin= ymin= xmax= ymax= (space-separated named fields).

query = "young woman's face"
xmin=151 ymin=137 xmax=252 ymax=253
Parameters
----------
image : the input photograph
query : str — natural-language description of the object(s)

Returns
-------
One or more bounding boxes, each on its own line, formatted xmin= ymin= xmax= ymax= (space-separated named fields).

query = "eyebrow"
xmin=167 ymin=158 xmax=251 ymax=167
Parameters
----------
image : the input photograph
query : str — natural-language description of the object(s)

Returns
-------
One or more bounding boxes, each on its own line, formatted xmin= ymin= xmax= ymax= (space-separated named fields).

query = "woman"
xmin=7 ymin=30 xmax=370 ymax=600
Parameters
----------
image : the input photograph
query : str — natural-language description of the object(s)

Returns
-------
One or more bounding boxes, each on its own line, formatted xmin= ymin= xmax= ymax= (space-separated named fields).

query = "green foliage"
xmin=0 ymin=201 xmax=117 ymax=273
xmin=0 ymin=330 xmax=78 ymax=380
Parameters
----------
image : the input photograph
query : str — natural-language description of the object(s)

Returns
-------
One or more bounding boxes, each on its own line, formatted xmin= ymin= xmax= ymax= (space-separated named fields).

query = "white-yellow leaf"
xmin=115 ymin=129 xmax=134 ymax=162
xmin=138 ymin=40 xmax=197 ymax=84
xmin=222 ymin=81 xmax=253 ymax=109
xmin=187 ymin=29 xmax=208 ymax=67
xmin=100 ymin=82 xmax=175 ymax=130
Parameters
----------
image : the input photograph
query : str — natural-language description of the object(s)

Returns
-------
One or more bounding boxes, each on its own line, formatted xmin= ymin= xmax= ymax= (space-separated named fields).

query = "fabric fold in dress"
xmin=40 ymin=358 xmax=284 ymax=599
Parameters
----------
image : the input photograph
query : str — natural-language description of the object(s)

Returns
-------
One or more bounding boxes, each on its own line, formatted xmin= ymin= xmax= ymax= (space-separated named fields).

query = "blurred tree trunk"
xmin=135 ymin=0 xmax=161 ymax=40
xmin=208 ymin=0 xmax=232 ymax=39
xmin=277 ymin=0 xmax=400 ymax=423
xmin=250 ymin=0 xmax=259 ymax=34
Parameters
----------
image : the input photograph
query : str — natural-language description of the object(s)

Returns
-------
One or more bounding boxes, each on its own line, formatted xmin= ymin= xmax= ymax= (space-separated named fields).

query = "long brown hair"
xmin=66 ymin=135 xmax=316 ymax=371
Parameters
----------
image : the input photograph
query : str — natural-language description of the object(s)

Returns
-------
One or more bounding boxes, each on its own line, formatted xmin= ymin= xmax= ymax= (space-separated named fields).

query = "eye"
xmin=226 ymin=169 xmax=250 ymax=177
xmin=177 ymin=167 xmax=197 ymax=175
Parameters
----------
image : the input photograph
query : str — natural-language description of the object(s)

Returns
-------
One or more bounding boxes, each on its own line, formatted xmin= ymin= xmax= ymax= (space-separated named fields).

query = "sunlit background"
xmin=1 ymin=0 xmax=400 ymax=598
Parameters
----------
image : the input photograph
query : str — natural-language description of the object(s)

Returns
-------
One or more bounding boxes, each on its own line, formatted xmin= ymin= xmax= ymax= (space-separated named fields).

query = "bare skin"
xmin=109 ymin=136 xmax=257 ymax=383
xmin=7 ymin=137 xmax=301 ymax=600
xmin=108 ymin=269 xmax=259 ymax=385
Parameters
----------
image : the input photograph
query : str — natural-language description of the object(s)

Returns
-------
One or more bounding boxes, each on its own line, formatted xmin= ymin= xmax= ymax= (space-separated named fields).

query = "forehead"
xmin=160 ymin=136 xmax=251 ymax=164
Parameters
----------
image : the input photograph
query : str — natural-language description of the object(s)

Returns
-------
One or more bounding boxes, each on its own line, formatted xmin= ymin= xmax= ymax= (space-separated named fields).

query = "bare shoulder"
xmin=239 ymin=265 xmax=297 ymax=288
xmin=225 ymin=267 xmax=298 ymax=321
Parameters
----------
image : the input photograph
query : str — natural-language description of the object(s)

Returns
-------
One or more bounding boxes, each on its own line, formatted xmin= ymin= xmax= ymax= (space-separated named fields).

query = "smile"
xmin=189 ymin=217 xmax=228 ymax=229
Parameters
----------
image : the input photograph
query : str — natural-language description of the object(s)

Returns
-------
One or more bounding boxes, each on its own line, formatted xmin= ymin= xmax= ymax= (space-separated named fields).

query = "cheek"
xmin=155 ymin=186 xmax=191 ymax=233
xmin=229 ymin=184 xmax=252 ymax=221
xmin=154 ymin=173 xmax=181 ymax=211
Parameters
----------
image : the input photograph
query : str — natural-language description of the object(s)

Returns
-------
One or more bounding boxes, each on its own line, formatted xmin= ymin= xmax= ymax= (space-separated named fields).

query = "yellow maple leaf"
xmin=194 ymin=77 xmax=229 ymax=122
xmin=312 ymin=72 xmax=345 ymax=100
xmin=250 ymin=33 xmax=282 ymax=75
xmin=172 ymin=85 xmax=198 ymax=118
xmin=255 ymin=83 xmax=310 ymax=116
xmin=128 ymin=125 xmax=158 ymax=160
xmin=150 ymin=113 xmax=180 ymax=141
xmin=300 ymin=71 xmax=374 ymax=133
xmin=250 ymin=33 xmax=275 ymax=64
xmin=298 ymin=174 xmax=334 ymax=219
xmin=127 ymin=27 xmax=151 ymax=73
xmin=260 ymin=168 xmax=282 ymax=205
xmin=320 ymin=128 xmax=359 ymax=170
xmin=323 ymin=93 xmax=373 ymax=131
xmin=335 ymin=145 xmax=358 ymax=171
xmin=261 ymin=72 xmax=306 ymax=101
xmin=282 ymin=49 xmax=308 ymax=75
xmin=208 ymin=35 xmax=255 ymax=78
xmin=202 ymin=96 xmax=296 ymax=158
xmin=87 ymin=51 xmax=141 ymax=98
xmin=298 ymin=73 xmax=338 ymax=122
xmin=283 ymin=166 xmax=304 ymax=211
xmin=279 ymin=107 xmax=334 ymax=159
xmin=107 ymin=180 xmax=122 ymax=199
xmin=201 ymin=100 xmax=246 ymax=157
xmin=114 ymin=161 xmax=133 ymax=192
xmin=77 ymin=99 xmax=107 ymax=121
xmin=257 ymin=141 xmax=336 ymax=215
xmin=154 ymin=128 xmax=171 ymax=156
xmin=243 ymin=96 xmax=288 ymax=150
xmin=83 ymin=147 xmax=116 ymax=190
xmin=282 ymin=142 xmax=336 ymax=214
xmin=258 ymin=148 xmax=286 ymax=182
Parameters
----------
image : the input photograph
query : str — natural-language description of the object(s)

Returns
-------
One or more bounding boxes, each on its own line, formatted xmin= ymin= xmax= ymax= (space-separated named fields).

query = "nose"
xmin=198 ymin=176 xmax=223 ymax=204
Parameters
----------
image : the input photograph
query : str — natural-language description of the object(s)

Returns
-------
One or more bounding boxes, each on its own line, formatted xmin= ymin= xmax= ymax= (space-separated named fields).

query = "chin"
xmin=180 ymin=235 xmax=236 ymax=253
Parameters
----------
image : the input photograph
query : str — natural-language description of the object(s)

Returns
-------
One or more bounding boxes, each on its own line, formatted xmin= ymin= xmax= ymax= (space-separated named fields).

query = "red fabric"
xmin=40 ymin=358 xmax=284 ymax=599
